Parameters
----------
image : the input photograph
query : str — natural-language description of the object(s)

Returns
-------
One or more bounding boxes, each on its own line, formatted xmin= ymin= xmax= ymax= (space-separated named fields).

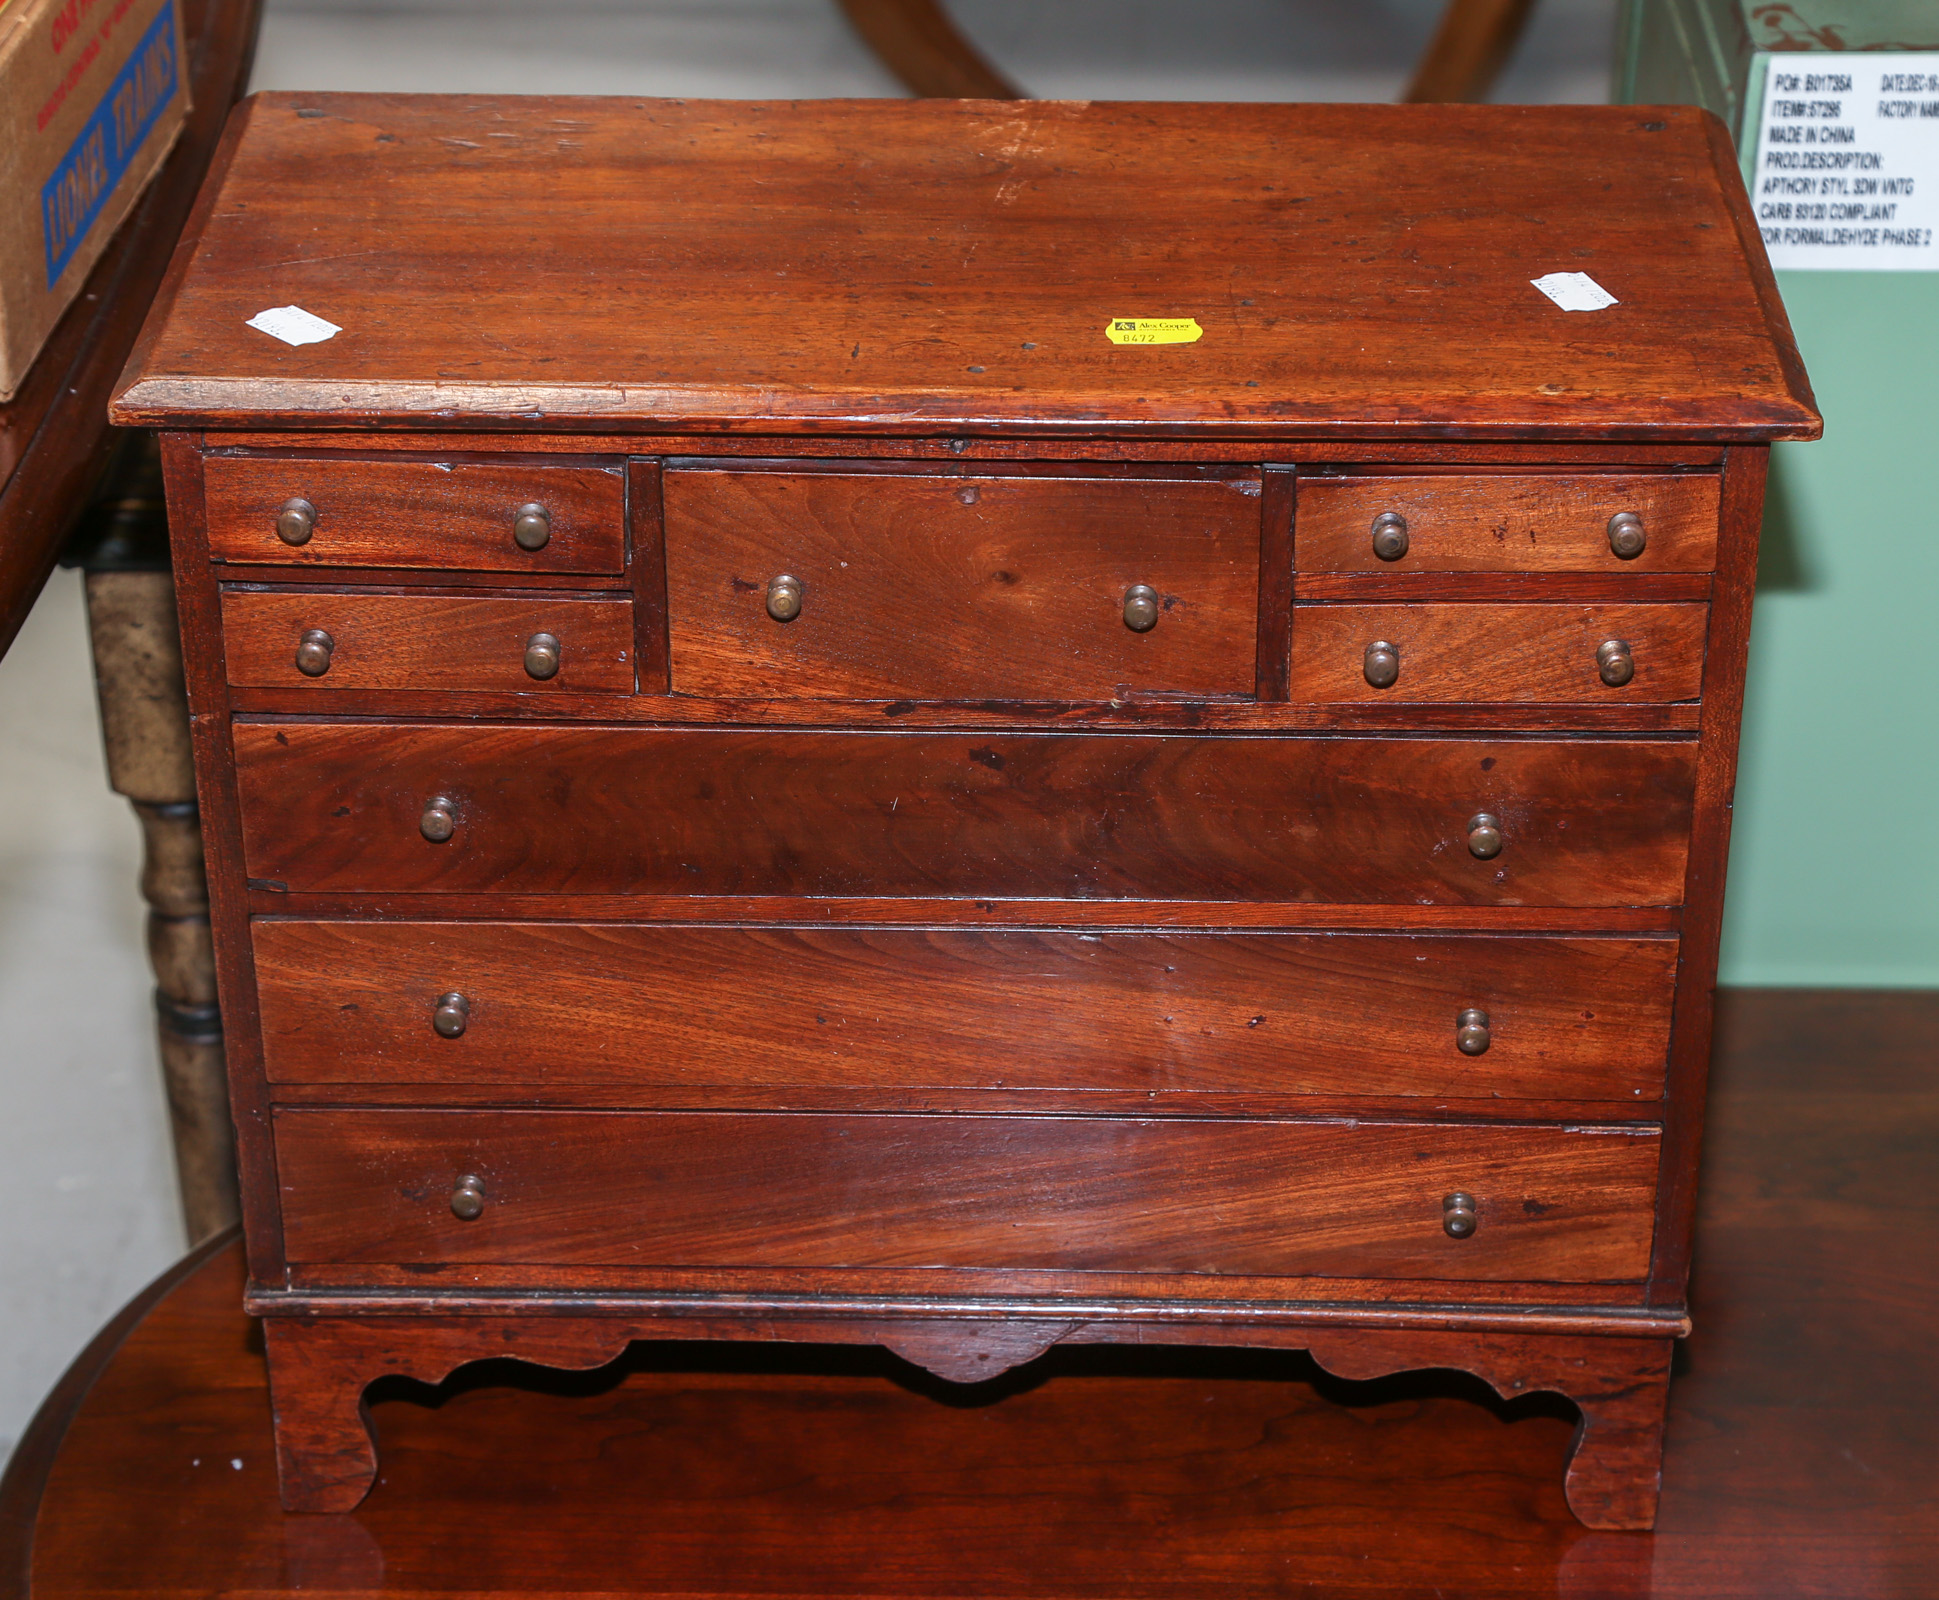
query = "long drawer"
xmin=274 ymin=1109 xmax=1661 ymax=1283
xmin=232 ymin=725 xmax=1697 ymax=905
xmin=253 ymin=922 xmax=1677 ymax=1101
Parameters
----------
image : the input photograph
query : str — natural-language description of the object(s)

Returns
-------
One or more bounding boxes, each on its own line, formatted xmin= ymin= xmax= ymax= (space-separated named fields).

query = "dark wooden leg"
xmin=74 ymin=438 xmax=239 ymax=1243
xmin=1403 ymin=0 xmax=1539 ymax=102
xmin=834 ymin=0 xmax=1020 ymax=98
xmin=261 ymin=1321 xmax=384 ymax=1513
xmin=1558 ymin=1340 xmax=1674 ymax=1530
xmin=1302 ymin=1327 xmax=1674 ymax=1530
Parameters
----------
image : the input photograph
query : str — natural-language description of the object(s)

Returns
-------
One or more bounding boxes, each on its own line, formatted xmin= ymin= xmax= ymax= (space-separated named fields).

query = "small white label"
xmin=1530 ymin=272 xmax=1618 ymax=312
xmin=1751 ymin=53 xmax=1939 ymax=271
xmin=245 ymin=305 xmax=341 ymax=346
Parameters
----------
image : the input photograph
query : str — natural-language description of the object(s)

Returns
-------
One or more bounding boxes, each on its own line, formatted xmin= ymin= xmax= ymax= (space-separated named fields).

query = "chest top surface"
xmin=112 ymin=93 xmax=1818 ymax=442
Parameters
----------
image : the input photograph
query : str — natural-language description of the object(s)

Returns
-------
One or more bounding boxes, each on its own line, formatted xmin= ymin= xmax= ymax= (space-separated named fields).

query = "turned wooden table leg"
xmin=71 ymin=438 xmax=239 ymax=1244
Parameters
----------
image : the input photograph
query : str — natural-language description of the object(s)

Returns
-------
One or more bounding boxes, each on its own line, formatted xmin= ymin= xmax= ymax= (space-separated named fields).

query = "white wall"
xmin=0 ymin=0 xmax=1618 ymax=1469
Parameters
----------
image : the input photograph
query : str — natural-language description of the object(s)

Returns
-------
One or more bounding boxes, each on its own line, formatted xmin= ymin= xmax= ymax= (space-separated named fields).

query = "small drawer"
xmin=1297 ymin=474 xmax=1720 ymax=573
xmin=233 ymin=724 xmax=1696 ymax=907
xmin=220 ymin=591 xmax=635 ymax=695
xmin=202 ymin=456 xmax=626 ymax=572
xmin=274 ymin=1108 xmax=1661 ymax=1283
xmin=1288 ymin=603 xmax=1706 ymax=704
xmin=254 ymin=922 xmax=1676 ymax=1102
xmin=662 ymin=466 xmax=1262 ymax=700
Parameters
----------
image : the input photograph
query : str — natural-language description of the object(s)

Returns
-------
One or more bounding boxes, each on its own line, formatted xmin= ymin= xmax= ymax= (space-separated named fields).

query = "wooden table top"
xmin=112 ymin=95 xmax=1820 ymax=441
xmin=4 ymin=988 xmax=1931 ymax=1599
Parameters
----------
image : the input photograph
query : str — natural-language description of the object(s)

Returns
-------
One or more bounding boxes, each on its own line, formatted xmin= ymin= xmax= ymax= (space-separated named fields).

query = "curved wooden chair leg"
xmin=836 ymin=0 xmax=1022 ymax=98
xmin=1403 ymin=0 xmax=1539 ymax=103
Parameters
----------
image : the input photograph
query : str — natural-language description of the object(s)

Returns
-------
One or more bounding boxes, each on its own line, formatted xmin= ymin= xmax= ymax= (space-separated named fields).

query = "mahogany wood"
xmin=1285 ymin=602 xmax=1707 ymax=704
xmin=1295 ymin=472 xmax=1721 ymax=572
xmin=220 ymin=590 xmax=635 ymax=694
xmin=271 ymin=1108 xmax=1659 ymax=1282
xmin=223 ymin=683 xmax=1709 ymax=731
xmin=250 ymin=921 xmax=1676 ymax=1100
xmin=218 ymin=431 xmax=1737 ymax=465
xmin=231 ymin=724 xmax=1697 ymax=905
xmin=201 ymin=456 xmax=626 ymax=572
xmin=107 ymin=98 xmax=1819 ymax=442
xmin=662 ymin=467 xmax=1262 ymax=701
xmin=12 ymin=992 xmax=1933 ymax=1593
xmin=112 ymin=97 xmax=1820 ymax=1529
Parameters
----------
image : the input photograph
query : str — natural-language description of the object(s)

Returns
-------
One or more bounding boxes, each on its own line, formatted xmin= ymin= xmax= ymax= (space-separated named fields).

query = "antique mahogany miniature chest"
xmin=113 ymin=93 xmax=1818 ymax=1528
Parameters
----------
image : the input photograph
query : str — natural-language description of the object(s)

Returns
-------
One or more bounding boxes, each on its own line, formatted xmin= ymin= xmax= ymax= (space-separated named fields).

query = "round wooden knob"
xmin=432 ymin=992 xmax=470 ymax=1038
xmin=523 ymin=631 xmax=561 ymax=680
xmin=1442 ymin=1192 xmax=1478 ymax=1239
xmin=1456 ymin=1008 xmax=1492 ymax=1055
xmin=1597 ymin=638 xmax=1635 ymax=687
xmin=1607 ymin=512 xmax=1646 ymax=559
xmin=419 ymin=795 xmax=458 ymax=843
xmin=512 ymin=502 xmax=552 ymax=552
xmin=275 ymin=498 xmax=316 ymax=546
xmin=450 ymin=1175 xmax=486 ymax=1221
xmin=1467 ymin=812 xmax=1503 ymax=860
xmin=1370 ymin=511 xmax=1409 ymax=561
xmin=1363 ymin=639 xmax=1400 ymax=689
xmin=1122 ymin=584 xmax=1160 ymax=632
xmin=294 ymin=628 xmax=334 ymax=677
xmin=766 ymin=574 xmax=803 ymax=622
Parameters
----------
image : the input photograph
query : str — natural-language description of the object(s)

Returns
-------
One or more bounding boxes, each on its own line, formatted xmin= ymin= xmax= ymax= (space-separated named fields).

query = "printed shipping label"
xmin=1751 ymin=52 xmax=1939 ymax=271
xmin=39 ymin=0 xmax=179 ymax=286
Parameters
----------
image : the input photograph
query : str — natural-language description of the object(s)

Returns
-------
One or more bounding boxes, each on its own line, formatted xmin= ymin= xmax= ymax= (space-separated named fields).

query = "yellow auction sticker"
xmin=1105 ymin=317 xmax=1203 ymax=346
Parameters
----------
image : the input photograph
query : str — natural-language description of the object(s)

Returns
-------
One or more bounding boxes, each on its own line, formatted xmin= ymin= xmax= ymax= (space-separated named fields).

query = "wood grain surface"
xmin=202 ymin=455 xmax=626 ymax=571
xmin=10 ymin=990 xmax=1929 ymax=1584
xmin=1285 ymin=603 xmax=1707 ymax=703
xmin=1296 ymin=472 xmax=1721 ymax=572
xmin=250 ymin=921 xmax=1677 ymax=1101
xmin=231 ymin=724 xmax=1698 ymax=905
xmin=109 ymin=97 xmax=1820 ymax=439
xmin=271 ymin=1108 xmax=1660 ymax=1282
xmin=663 ymin=467 xmax=1262 ymax=700
xmin=220 ymin=590 xmax=635 ymax=693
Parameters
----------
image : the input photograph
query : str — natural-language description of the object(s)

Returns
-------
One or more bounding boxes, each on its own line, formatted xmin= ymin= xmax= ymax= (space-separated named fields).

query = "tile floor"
xmin=0 ymin=0 xmax=1618 ymax=1467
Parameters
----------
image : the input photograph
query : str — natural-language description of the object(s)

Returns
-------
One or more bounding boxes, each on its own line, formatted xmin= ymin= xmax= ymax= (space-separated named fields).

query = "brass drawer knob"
xmin=523 ymin=631 xmax=561 ymax=680
xmin=294 ymin=628 xmax=335 ymax=677
xmin=512 ymin=502 xmax=552 ymax=551
xmin=419 ymin=794 xmax=458 ymax=843
xmin=1363 ymin=639 xmax=1400 ymax=689
xmin=766 ymin=574 xmax=804 ymax=622
xmin=1607 ymin=511 xmax=1647 ymax=559
xmin=275 ymin=498 xmax=316 ymax=546
xmin=432 ymin=992 xmax=470 ymax=1038
xmin=1443 ymin=1192 xmax=1478 ymax=1239
xmin=1596 ymin=638 xmax=1635 ymax=687
xmin=450 ymin=1174 xmax=486 ymax=1221
xmin=1370 ymin=511 xmax=1409 ymax=561
xmin=1467 ymin=812 xmax=1503 ymax=859
xmin=1122 ymin=584 xmax=1160 ymax=632
xmin=1456 ymin=1008 xmax=1492 ymax=1055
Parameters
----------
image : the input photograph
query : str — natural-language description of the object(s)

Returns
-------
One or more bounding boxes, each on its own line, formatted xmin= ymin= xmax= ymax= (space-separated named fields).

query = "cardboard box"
xmin=0 ymin=0 xmax=190 ymax=400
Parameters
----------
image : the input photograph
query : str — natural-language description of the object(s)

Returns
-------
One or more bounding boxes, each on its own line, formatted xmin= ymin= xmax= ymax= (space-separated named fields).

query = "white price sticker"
xmin=1530 ymin=272 xmax=1618 ymax=311
xmin=246 ymin=305 xmax=342 ymax=346
xmin=1751 ymin=53 xmax=1939 ymax=271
